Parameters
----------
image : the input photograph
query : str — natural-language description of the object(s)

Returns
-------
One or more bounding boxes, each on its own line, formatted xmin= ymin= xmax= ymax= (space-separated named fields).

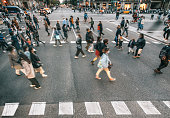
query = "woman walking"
xmin=19 ymin=52 xmax=41 ymax=90
xmin=88 ymin=31 xmax=94 ymax=53
xmin=96 ymin=47 xmax=116 ymax=81
xmin=53 ymin=28 xmax=62 ymax=47
xmin=114 ymin=25 xmax=121 ymax=48
xmin=91 ymin=37 xmax=102 ymax=65
xmin=75 ymin=17 xmax=80 ymax=33
xmin=122 ymin=20 xmax=129 ymax=38
xmin=44 ymin=18 xmax=50 ymax=36
xmin=63 ymin=24 xmax=69 ymax=43
xmin=7 ymin=46 xmax=25 ymax=76
xmin=29 ymin=47 xmax=48 ymax=78
xmin=75 ymin=34 xmax=86 ymax=59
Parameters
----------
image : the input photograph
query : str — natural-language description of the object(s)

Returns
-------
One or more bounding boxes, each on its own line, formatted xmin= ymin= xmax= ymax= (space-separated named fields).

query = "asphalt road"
xmin=0 ymin=8 xmax=169 ymax=118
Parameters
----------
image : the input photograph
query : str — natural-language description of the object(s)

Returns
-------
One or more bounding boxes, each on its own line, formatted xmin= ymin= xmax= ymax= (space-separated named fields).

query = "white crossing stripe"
xmin=137 ymin=101 xmax=161 ymax=115
xmin=112 ymin=41 xmax=129 ymax=44
xmin=28 ymin=102 xmax=46 ymax=115
xmin=111 ymin=101 xmax=131 ymax=115
xmin=59 ymin=102 xmax=74 ymax=115
xmin=1 ymin=103 xmax=19 ymax=116
xmin=85 ymin=102 xmax=103 ymax=115
xmin=106 ymin=28 xmax=113 ymax=32
xmin=163 ymin=101 xmax=170 ymax=109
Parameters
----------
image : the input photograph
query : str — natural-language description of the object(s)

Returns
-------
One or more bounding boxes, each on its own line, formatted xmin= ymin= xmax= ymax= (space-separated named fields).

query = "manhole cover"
xmin=147 ymin=32 xmax=153 ymax=33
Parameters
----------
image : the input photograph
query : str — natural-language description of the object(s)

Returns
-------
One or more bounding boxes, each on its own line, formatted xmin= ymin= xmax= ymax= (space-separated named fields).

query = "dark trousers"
xmin=122 ymin=28 xmax=128 ymax=37
xmin=55 ymin=39 xmax=61 ymax=45
xmin=75 ymin=48 xmax=85 ymax=56
xmin=35 ymin=37 xmax=45 ymax=46
xmin=45 ymin=28 xmax=50 ymax=35
xmin=135 ymin=48 xmax=140 ymax=56
xmin=119 ymin=41 xmax=123 ymax=48
xmin=163 ymin=32 xmax=169 ymax=39
xmin=157 ymin=59 xmax=169 ymax=71
xmin=0 ymin=42 xmax=8 ymax=50
xmin=28 ymin=78 xmax=40 ymax=88
xmin=90 ymin=25 xmax=94 ymax=30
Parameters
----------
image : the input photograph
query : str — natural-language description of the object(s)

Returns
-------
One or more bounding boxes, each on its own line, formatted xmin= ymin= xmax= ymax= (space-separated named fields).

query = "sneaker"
xmin=154 ymin=69 xmax=163 ymax=74
xmin=42 ymin=74 xmax=48 ymax=78
xmin=91 ymin=61 xmax=94 ymax=65
xmin=74 ymin=56 xmax=79 ymax=59
xmin=127 ymin=52 xmax=130 ymax=54
xmin=109 ymin=78 xmax=116 ymax=81
xmin=3 ymin=50 xmax=6 ymax=53
xmin=90 ymin=51 xmax=94 ymax=53
xmin=82 ymin=55 xmax=86 ymax=58
xmin=88 ymin=50 xmax=91 ymax=52
xmin=53 ymin=45 xmax=57 ymax=47
xmin=30 ymin=85 xmax=36 ymax=87
xmin=59 ymin=45 xmax=63 ymax=47
xmin=34 ymin=87 xmax=41 ymax=90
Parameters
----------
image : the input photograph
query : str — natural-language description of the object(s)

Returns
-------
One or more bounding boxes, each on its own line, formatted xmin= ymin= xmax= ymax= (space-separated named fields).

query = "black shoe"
xmin=154 ymin=69 xmax=163 ymax=74
xmin=91 ymin=61 xmax=94 ymax=65
xmin=127 ymin=52 xmax=130 ymax=54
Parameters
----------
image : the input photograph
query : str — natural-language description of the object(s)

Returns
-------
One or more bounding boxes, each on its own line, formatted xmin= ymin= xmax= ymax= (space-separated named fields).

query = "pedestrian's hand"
xmin=11 ymin=66 xmax=13 ymax=68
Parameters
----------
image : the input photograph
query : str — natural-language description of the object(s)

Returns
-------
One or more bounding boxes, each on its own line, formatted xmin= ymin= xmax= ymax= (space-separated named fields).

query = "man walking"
xmin=56 ymin=21 xmax=65 ymax=39
xmin=154 ymin=42 xmax=170 ymax=74
xmin=33 ymin=15 xmax=39 ymax=30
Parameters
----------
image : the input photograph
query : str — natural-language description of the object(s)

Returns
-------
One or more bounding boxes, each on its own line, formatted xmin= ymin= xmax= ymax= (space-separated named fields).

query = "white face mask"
xmin=107 ymin=51 xmax=110 ymax=54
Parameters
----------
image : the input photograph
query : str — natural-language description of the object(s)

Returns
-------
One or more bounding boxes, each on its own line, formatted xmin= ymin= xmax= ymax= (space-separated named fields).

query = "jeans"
xmin=122 ymin=28 xmax=128 ymax=37
xmin=57 ymin=30 xmax=64 ymax=39
xmin=157 ymin=59 xmax=169 ymax=71
xmin=70 ymin=23 xmax=75 ymax=29
xmin=75 ymin=48 xmax=85 ymax=56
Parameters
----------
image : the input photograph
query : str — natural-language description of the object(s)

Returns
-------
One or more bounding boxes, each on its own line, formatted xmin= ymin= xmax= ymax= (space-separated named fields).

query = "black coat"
xmin=136 ymin=38 xmax=146 ymax=49
xmin=99 ymin=43 xmax=107 ymax=56
xmin=30 ymin=53 xmax=41 ymax=68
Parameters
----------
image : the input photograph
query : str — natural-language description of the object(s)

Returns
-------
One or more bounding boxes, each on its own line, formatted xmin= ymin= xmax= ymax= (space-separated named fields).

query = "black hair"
xmin=19 ymin=52 xmax=31 ymax=64
xmin=103 ymin=39 xmax=108 ymax=44
xmin=6 ymin=45 xmax=14 ymax=52
xmin=140 ymin=33 xmax=144 ymax=39
xmin=23 ymin=45 xmax=28 ymax=52
xmin=102 ymin=47 xmax=110 ymax=53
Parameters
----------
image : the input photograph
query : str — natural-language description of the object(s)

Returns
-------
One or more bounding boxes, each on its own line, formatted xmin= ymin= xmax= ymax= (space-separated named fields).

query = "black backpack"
xmin=159 ymin=46 xmax=168 ymax=60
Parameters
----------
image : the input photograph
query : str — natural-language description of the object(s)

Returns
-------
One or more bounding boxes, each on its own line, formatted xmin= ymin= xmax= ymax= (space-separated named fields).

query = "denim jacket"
xmin=100 ymin=53 xmax=111 ymax=68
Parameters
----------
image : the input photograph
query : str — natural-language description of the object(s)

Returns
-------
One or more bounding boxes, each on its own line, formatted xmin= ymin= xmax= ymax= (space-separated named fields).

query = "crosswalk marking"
xmin=111 ymin=101 xmax=131 ymax=115
xmin=163 ymin=101 xmax=170 ymax=109
xmin=1 ymin=103 xmax=19 ymax=116
xmin=85 ymin=102 xmax=103 ymax=115
xmin=137 ymin=101 xmax=161 ymax=115
xmin=28 ymin=102 xmax=46 ymax=115
xmin=59 ymin=102 xmax=74 ymax=115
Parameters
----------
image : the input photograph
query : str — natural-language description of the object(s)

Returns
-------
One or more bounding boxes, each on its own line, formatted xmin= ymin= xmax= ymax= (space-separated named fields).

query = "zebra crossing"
xmin=1 ymin=101 xmax=170 ymax=116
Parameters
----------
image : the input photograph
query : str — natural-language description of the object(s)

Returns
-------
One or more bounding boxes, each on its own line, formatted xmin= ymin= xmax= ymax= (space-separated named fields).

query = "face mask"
xmin=107 ymin=51 xmax=110 ymax=54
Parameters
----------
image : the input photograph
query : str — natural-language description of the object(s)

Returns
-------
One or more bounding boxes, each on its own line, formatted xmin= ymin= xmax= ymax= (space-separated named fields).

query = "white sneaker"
xmin=74 ymin=56 xmax=79 ymax=59
xmin=42 ymin=74 xmax=48 ymax=78
xmin=82 ymin=55 xmax=86 ymax=58
xmin=88 ymin=50 xmax=90 ymax=52
xmin=59 ymin=45 xmax=63 ymax=47
xmin=53 ymin=45 xmax=57 ymax=47
xmin=90 ymin=51 xmax=94 ymax=53
xmin=3 ymin=50 xmax=6 ymax=53
xmin=34 ymin=87 xmax=41 ymax=90
xmin=30 ymin=85 xmax=36 ymax=87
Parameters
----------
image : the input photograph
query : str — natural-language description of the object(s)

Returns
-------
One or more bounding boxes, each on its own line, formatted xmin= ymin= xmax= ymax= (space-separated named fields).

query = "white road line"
xmin=106 ymin=28 xmax=113 ymax=32
xmin=72 ymin=28 xmax=77 ymax=39
xmin=59 ymin=102 xmax=73 ymax=115
xmin=50 ymin=29 xmax=54 ymax=42
xmin=112 ymin=41 xmax=129 ymax=44
xmin=28 ymin=102 xmax=46 ymax=115
xmin=1 ymin=103 xmax=19 ymax=116
xmin=111 ymin=101 xmax=131 ymax=115
xmin=137 ymin=101 xmax=161 ymax=115
xmin=85 ymin=102 xmax=103 ymax=115
xmin=163 ymin=101 xmax=170 ymax=109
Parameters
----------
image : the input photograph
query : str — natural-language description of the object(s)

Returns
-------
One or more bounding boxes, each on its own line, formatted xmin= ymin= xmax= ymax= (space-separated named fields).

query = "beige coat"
xmin=21 ymin=60 xmax=35 ymax=79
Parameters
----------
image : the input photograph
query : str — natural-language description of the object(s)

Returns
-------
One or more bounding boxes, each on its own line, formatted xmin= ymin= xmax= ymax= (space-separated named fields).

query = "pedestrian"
xmin=7 ymin=46 xmax=25 ymax=76
xmin=17 ymin=13 xmax=21 ymax=22
xmin=0 ymin=31 xmax=8 ymax=53
xmin=85 ymin=28 xmax=91 ymax=51
xmin=33 ymin=28 xmax=45 ymax=46
xmin=118 ymin=35 xmax=123 ymax=50
xmin=97 ymin=21 xmax=104 ymax=36
xmin=99 ymin=39 xmax=109 ymax=57
xmin=69 ymin=16 xmax=75 ymax=29
xmin=127 ymin=39 xmax=135 ymax=54
xmin=62 ymin=24 xmax=69 ymax=43
xmin=163 ymin=24 xmax=170 ymax=41
xmin=140 ymin=16 xmax=144 ymax=30
xmin=120 ymin=17 xmax=125 ymax=30
xmin=91 ymin=36 xmax=102 ymax=65
xmin=45 ymin=15 xmax=51 ymax=28
xmin=89 ymin=17 xmax=94 ymax=31
xmin=66 ymin=18 xmax=70 ymax=29
xmin=137 ymin=17 xmax=142 ymax=31
xmin=26 ymin=27 xmax=31 ymax=40
xmin=75 ymin=34 xmax=86 ymax=59
xmin=96 ymin=47 xmax=116 ymax=81
xmin=154 ymin=42 xmax=170 ymax=74
xmin=133 ymin=33 xmax=146 ymax=59
xmin=53 ymin=28 xmax=62 ymax=47
xmin=75 ymin=17 xmax=80 ymax=33
xmin=56 ymin=20 xmax=65 ymax=39
xmin=19 ymin=52 xmax=41 ymax=90
xmin=62 ymin=18 xmax=67 ymax=27
xmin=88 ymin=31 xmax=94 ymax=53
xmin=122 ymin=20 xmax=129 ymax=38
xmin=33 ymin=15 xmax=40 ymax=30
xmin=17 ymin=28 xmax=26 ymax=48
xmin=84 ymin=12 xmax=88 ymax=23
xmin=114 ymin=25 xmax=121 ymax=48
xmin=11 ymin=32 xmax=21 ymax=52
xmin=44 ymin=18 xmax=50 ymax=36
xmin=116 ymin=11 xmax=119 ymax=20
xmin=26 ymin=38 xmax=32 ymax=47
xmin=23 ymin=45 xmax=31 ymax=59
xmin=29 ymin=47 xmax=48 ymax=78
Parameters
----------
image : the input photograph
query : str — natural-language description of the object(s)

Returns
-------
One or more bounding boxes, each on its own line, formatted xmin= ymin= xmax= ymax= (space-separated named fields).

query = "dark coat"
xmin=30 ymin=52 xmax=41 ymax=68
xmin=56 ymin=23 xmax=61 ymax=30
xmin=11 ymin=35 xmax=21 ymax=50
xmin=99 ymin=43 xmax=107 ymax=56
xmin=136 ymin=38 xmax=146 ymax=49
xmin=76 ymin=37 xmax=82 ymax=49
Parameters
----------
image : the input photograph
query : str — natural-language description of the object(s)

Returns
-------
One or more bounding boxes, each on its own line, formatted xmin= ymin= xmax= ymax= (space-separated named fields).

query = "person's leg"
xmin=58 ymin=40 xmax=62 ymax=45
xmin=126 ymin=29 xmax=128 ymax=37
xmin=75 ymin=49 xmax=81 ymax=56
xmin=157 ymin=60 xmax=169 ymax=71
xmin=32 ymin=78 xmax=40 ymax=88
xmin=104 ymin=68 xmax=112 ymax=78
xmin=39 ymin=67 xmax=45 ymax=75
xmin=15 ymin=69 xmax=20 ymax=75
xmin=166 ymin=32 xmax=169 ymax=40
xmin=135 ymin=48 xmax=139 ymax=56
xmin=29 ymin=78 xmax=36 ymax=86
xmin=96 ymin=68 xmax=103 ymax=78
xmin=163 ymin=32 xmax=166 ymax=38
xmin=80 ymin=49 xmax=85 ymax=55
xmin=93 ymin=57 xmax=98 ymax=62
